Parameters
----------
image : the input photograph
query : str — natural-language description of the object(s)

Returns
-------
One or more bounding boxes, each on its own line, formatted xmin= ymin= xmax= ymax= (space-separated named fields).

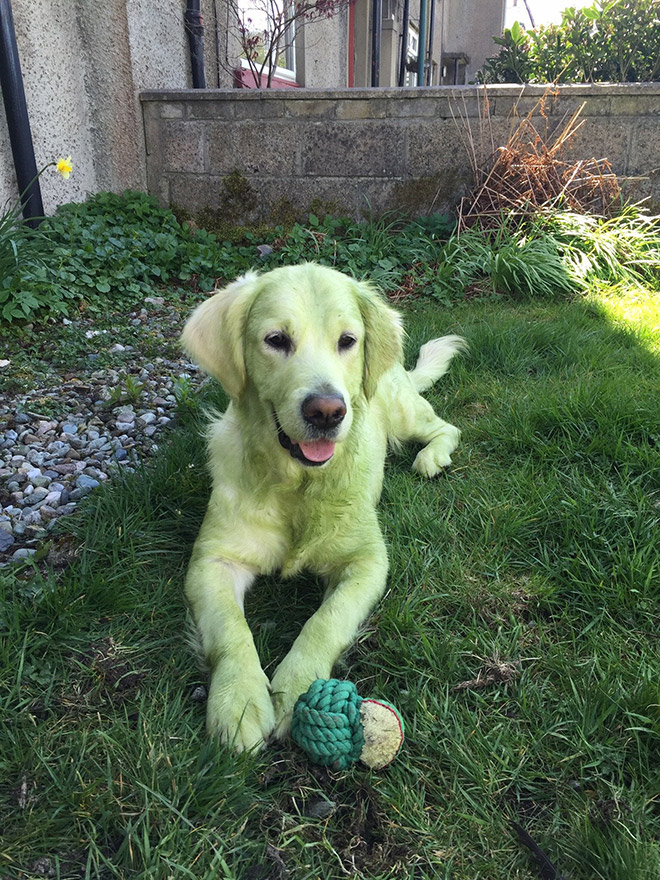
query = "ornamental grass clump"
xmin=536 ymin=205 xmax=660 ymax=289
xmin=431 ymin=223 xmax=576 ymax=302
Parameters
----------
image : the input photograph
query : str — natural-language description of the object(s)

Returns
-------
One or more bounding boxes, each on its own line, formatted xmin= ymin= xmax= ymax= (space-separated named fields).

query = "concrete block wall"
xmin=141 ymin=83 xmax=660 ymax=223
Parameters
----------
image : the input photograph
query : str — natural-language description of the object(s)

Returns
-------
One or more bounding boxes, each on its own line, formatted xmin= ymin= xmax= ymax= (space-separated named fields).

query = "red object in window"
xmin=233 ymin=67 xmax=300 ymax=88
xmin=348 ymin=1 xmax=355 ymax=87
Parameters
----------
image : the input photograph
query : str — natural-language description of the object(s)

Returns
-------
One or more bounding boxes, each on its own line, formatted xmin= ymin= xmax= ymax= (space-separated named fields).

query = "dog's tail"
xmin=409 ymin=335 xmax=467 ymax=392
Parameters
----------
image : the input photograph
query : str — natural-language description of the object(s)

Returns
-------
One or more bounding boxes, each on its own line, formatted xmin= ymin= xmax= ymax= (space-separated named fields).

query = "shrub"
xmin=477 ymin=0 xmax=660 ymax=84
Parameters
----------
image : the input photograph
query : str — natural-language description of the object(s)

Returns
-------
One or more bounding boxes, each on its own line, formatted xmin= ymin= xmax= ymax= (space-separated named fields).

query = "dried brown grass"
xmin=454 ymin=90 xmax=621 ymax=231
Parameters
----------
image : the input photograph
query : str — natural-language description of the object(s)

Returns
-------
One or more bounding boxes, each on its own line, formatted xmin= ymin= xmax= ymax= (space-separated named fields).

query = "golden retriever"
xmin=181 ymin=263 xmax=464 ymax=751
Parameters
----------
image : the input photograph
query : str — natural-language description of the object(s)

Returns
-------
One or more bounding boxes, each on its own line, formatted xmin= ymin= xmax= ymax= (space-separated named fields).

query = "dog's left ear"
xmin=354 ymin=281 xmax=404 ymax=399
xmin=181 ymin=272 xmax=261 ymax=398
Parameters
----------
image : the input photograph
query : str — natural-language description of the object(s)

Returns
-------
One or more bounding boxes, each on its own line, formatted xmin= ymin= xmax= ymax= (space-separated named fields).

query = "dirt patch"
xmin=86 ymin=637 xmax=145 ymax=704
xmin=257 ymin=757 xmax=417 ymax=877
xmin=334 ymin=783 xmax=414 ymax=875
xmin=452 ymin=656 xmax=521 ymax=693
xmin=61 ymin=636 xmax=145 ymax=716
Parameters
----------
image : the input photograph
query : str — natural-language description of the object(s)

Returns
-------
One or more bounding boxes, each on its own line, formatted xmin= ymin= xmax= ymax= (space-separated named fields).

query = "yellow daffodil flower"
xmin=56 ymin=156 xmax=73 ymax=179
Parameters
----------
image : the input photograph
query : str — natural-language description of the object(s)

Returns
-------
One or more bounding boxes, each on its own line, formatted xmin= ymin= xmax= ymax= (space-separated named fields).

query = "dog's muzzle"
xmin=273 ymin=397 xmax=345 ymax=467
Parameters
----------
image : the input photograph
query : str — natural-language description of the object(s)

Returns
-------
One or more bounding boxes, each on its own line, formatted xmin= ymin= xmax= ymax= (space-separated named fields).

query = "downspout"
xmin=397 ymin=0 xmax=410 ymax=87
xmin=371 ymin=0 xmax=382 ymax=86
xmin=417 ymin=0 xmax=427 ymax=86
xmin=0 ymin=0 xmax=44 ymax=227
xmin=425 ymin=0 xmax=436 ymax=85
xmin=184 ymin=0 xmax=207 ymax=88
xmin=439 ymin=0 xmax=445 ymax=84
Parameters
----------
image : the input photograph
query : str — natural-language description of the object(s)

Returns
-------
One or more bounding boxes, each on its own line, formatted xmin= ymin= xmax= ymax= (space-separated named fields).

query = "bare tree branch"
xmin=221 ymin=0 xmax=352 ymax=87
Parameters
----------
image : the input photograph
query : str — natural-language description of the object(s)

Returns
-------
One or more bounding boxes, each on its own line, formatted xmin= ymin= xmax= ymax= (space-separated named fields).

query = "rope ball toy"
xmin=291 ymin=679 xmax=405 ymax=770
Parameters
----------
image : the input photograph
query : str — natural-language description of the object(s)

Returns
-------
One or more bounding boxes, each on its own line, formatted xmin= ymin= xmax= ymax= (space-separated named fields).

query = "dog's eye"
xmin=338 ymin=333 xmax=357 ymax=352
xmin=265 ymin=332 xmax=292 ymax=353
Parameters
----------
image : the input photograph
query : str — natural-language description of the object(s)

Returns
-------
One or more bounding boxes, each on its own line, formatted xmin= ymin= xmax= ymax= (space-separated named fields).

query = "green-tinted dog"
xmin=182 ymin=263 xmax=464 ymax=751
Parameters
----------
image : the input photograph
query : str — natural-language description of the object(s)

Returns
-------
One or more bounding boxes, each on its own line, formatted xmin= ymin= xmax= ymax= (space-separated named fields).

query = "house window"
xmin=235 ymin=0 xmax=297 ymax=87
xmin=404 ymin=25 xmax=419 ymax=87
xmin=382 ymin=0 xmax=398 ymax=19
xmin=441 ymin=52 xmax=468 ymax=85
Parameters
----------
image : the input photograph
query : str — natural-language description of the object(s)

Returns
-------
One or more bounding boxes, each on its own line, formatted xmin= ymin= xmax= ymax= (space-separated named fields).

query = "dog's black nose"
xmin=301 ymin=394 xmax=346 ymax=430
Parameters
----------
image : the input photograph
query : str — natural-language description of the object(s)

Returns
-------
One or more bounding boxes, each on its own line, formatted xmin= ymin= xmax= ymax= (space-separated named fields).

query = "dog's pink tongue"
xmin=299 ymin=439 xmax=335 ymax=463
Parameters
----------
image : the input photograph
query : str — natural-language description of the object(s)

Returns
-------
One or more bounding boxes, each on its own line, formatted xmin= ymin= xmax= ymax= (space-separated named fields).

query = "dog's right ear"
xmin=354 ymin=280 xmax=404 ymax=399
xmin=181 ymin=272 xmax=261 ymax=398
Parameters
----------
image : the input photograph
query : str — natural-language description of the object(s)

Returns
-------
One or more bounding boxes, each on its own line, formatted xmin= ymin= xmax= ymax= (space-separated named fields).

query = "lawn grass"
xmin=1 ymin=283 xmax=659 ymax=879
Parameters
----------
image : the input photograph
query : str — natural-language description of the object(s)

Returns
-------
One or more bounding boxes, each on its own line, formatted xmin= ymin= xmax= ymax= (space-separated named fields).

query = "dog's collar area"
xmin=273 ymin=412 xmax=334 ymax=467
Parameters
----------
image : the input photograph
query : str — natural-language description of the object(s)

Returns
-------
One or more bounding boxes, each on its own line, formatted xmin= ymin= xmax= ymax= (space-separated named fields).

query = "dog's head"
xmin=181 ymin=263 xmax=403 ymax=467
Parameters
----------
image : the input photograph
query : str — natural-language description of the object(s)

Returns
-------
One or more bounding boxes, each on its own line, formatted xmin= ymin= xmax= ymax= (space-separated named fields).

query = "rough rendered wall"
xmin=0 ymin=0 xmax=188 ymax=214
xmin=1 ymin=0 xmax=96 ymax=210
xmin=141 ymin=83 xmax=660 ymax=222
xmin=297 ymin=9 xmax=350 ymax=89
xmin=443 ymin=0 xmax=505 ymax=83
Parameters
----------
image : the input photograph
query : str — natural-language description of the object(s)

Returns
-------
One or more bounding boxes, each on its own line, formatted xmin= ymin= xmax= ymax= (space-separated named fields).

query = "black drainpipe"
xmin=371 ymin=0 xmax=382 ymax=87
xmin=397 ymin=0 xmax=410 ymax=87
xmin=425 ymin=0 xmax=436 ymax=85
xmin=184 ymin=1 xmax=207 ymax=88
xmin=0 ymin=0 xmax=44 ymax=226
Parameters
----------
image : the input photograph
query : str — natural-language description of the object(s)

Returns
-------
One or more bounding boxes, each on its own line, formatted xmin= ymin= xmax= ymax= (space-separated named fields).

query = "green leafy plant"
xmin=0 ymin=157 xmax=78 ymax=321
xmin=106 ymin=374 xmax=146 ymax=407
xmin=481 ymin=20 xmax=532 ymax=83
xmin=0 ymin=198 xmax=47 ymax=321
xmin=43 ymin=190 xmax=220 ymax=298
xmin=0 ymin=190 xmax=233 ymax=323
xmin=477 ymin=0 xmax=660 ymax=84
xmin=265 ymin=211 xmax=455 ymax=293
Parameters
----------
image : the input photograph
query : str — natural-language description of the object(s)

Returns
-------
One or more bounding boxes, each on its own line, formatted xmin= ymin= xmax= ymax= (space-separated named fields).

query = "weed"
xmin=106 ymin=374 xmax=146 ymax=407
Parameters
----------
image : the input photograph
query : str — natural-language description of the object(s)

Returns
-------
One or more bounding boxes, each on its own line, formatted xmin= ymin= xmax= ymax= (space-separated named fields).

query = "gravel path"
xmin=0 ymin=296 xmax=206 ymax=564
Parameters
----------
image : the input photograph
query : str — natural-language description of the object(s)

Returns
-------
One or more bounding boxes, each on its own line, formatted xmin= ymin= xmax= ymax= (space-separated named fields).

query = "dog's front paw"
xmin=206 ymin=659 xmax=275 ymax=752
xmin=413 ymin=425 xmax=461 ymax=477
xmin=270 ymin=653 xmax=331 ymax=741
xmin=413 ymin=445 xmax=453 ymax=476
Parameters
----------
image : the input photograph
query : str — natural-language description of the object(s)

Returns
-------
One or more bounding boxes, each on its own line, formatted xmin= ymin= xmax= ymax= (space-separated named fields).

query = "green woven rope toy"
xmin=291 ymin=679 xmax=405 ymax=770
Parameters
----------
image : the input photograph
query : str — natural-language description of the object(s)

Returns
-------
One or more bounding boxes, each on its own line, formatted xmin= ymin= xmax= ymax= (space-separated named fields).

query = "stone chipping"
xmin=0 ymin=300 xmax=207 ymax=565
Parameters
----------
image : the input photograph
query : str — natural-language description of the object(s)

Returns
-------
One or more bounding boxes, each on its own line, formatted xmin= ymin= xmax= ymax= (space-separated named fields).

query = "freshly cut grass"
xmin=1 ymin=285 xmax=659 ymax=879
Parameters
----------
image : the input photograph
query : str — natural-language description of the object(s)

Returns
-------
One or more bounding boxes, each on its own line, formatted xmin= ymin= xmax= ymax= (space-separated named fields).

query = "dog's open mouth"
xmin=274 ymin=414 xmax=335 ymax=467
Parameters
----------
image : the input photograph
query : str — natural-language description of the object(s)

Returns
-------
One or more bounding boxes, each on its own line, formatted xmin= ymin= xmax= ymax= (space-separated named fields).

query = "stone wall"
xmin=141 ymin=83 xmax=660 ymax=223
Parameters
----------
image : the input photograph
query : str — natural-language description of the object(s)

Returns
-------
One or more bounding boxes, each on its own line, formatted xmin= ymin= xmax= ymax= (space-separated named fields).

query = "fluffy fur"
xmin=181 ymin=263 xmax=464 ymax=751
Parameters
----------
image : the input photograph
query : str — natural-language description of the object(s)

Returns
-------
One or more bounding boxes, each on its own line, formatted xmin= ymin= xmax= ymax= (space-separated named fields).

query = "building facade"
xmin=204 ymin=0 xmax=506 ymax=89
xmin=0 ymin=0 xmax=504 ymax=214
